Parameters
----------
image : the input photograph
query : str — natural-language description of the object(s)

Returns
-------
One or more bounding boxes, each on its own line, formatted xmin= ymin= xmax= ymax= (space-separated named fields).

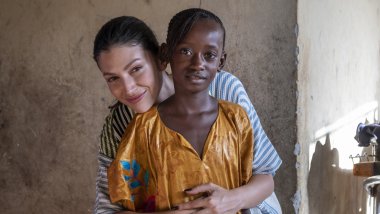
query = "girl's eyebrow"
xmin=205 ymin=44 xmax=219 ymax=49
xmin=177 ymin=42 xmax=220 ymax=49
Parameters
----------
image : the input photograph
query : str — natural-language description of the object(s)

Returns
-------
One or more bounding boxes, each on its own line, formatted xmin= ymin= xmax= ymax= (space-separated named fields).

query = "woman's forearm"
xmin=116 ymin=209 xmax=196 ymax=214
xmin=176 ymin=174 xmax=274 ymax=213
xmin=230 ymin=174 xmax=274 ymax=209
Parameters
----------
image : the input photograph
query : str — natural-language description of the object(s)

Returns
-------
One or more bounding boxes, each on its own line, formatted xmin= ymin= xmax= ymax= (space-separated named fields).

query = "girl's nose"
xmin=190 ymin=53 xmax=205 ymax=71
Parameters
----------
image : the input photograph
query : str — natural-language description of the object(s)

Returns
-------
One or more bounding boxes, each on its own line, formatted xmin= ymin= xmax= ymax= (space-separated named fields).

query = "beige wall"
xmin=0 ymin=0 xmax=297 ymax=213
xmin=297 ymin=0 xmax=380 ymax=213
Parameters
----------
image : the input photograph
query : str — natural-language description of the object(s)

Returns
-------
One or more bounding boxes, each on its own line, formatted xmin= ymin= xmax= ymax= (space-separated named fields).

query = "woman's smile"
xmin=125 ymin=90 xmax=147 ymax=104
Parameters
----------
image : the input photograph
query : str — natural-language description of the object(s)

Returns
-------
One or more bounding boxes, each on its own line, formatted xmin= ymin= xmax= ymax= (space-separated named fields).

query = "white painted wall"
xmin=297 ymin=0 xmax=380 ymax=213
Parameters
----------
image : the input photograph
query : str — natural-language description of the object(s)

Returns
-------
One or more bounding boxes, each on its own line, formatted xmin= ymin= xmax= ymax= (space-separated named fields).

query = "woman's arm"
xmin=95 ymin=154 xmax=124 ymax=213
xmin=208 ymin=71 xmax=282 ymax=213
xmin=116 ymin=209 xmax=196 ymax=214
xmin=209 ymin=71 xmax=282 ymax=176
xmin=176 ymin=174 xmax=274 ymax=213
xmin=94 ymin=104 xmax=133 ymax=214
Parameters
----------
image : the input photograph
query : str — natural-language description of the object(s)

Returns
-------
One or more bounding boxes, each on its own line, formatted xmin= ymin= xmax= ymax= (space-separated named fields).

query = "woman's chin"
xmin=131 ymin=104 xmax=153 ymax=114
xmin=117 ymin=99 xmax=154 ymax=113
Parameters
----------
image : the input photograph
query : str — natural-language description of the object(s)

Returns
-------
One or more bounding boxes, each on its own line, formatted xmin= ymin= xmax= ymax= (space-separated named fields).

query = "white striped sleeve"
xmin=94 ymin=154 xmax=123 ymax=214
xmin=209 ymin=71 xmax=283 ymax=214
xmin=94 ymin=103 xmax=134 ymax=214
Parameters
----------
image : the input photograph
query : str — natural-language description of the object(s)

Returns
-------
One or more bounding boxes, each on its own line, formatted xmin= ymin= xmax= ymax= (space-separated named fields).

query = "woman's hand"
xmin=176 ymin=174 xmax=274 ymax=214
xmin=116 ymin=209 xmax=196 ymax=214
xmin=117 ymin=175 xmax=273 ymax=214
xmin=176 ymin=183 xmax=242 ymax=214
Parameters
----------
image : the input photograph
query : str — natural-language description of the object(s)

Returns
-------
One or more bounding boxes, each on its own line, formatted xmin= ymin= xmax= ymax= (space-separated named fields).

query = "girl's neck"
xmin=171 ymin=92 xmax=217 ymax=115
xmin=156 ymin=71 xmax=174 ymax=104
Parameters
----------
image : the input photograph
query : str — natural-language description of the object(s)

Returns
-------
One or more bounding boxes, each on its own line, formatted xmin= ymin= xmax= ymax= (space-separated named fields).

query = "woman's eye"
xmin=180 ymin=48 xmax=192 ymax=56
xmin=131 ymin=66 xmax=142 ymax=73
xmin=107 ymin=76 xmax=119 ymax=83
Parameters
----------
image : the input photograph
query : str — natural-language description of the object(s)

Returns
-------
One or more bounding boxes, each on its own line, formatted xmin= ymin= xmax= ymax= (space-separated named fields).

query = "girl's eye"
xmin=180 ymin=48 xmax=192 ymax=56
xmin=107 ymin=76 xmax=119 ymax=83
xmin=204 ymin=52 xmax=217 ymax=60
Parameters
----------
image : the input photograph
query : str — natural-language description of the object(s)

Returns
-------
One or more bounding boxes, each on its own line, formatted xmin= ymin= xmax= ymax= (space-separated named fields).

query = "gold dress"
xmin=108 ymin=100 xmax=253 ymax=212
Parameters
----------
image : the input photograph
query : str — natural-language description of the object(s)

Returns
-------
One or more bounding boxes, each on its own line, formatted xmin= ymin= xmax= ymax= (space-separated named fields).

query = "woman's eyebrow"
xmin=102 ymin=58 xmax=141 ymax=76
xmin=123 ymin=58 xmax=140 ymax=70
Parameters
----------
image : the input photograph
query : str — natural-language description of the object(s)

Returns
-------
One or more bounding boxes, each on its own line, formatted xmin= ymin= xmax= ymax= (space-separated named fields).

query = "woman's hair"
xmin=93 ymin=16 xmax=159 ymax=62
xmin=165 ymin=8 xmax=226 ymax=61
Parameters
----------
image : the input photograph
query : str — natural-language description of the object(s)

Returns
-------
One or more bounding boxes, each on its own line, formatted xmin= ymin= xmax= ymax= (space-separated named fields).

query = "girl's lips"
xmin=126 ymin=91 xmax=146 ymax=104
xmin=186 ymin=72 xmax=207 ymax=79
xmin=186 ymin=73 xmax=207 ymax=84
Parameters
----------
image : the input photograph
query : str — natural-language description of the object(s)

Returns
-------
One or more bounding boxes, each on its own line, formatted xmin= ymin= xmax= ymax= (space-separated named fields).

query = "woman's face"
xmin=97 ymin=45 xmax=163 ymax=113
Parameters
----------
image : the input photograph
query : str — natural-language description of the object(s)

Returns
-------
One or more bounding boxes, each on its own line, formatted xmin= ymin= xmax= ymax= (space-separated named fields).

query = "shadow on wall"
xmin=308 ymin=135 xmax=368 ymax=214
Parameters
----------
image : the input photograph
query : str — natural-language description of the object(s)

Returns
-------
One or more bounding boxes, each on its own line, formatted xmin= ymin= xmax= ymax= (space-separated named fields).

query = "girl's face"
xmin=97 ymin=45 xmax=163 ymax=113
xmin=169 ymin=19 xmax=225 ymax=95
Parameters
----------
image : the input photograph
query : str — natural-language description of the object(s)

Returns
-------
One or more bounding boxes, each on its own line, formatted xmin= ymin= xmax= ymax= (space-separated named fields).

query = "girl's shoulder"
xmin=217 ymin=100 xmax=251 ymax=132
xmin=218 ymin=100 xmax=248 ymax=118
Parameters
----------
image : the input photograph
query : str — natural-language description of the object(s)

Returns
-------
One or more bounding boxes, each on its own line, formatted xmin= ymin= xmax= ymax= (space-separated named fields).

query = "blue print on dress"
xmin=144 ymin=171 xmax=149 ymax=187
xmin=119 ymin=159 xmax=155 ymax=210
xmin=120 ymin=160 xmax=131 ymax=170
xmin=120 ymin=159 xmax=149 ymax=190
xmin=130 ymin=180 xmax=141 ymax=189
xmin=132 ymin=159 xmax=140 ymax=177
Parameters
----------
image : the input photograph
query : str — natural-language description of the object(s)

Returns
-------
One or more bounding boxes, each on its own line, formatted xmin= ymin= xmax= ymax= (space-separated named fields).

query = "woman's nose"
xmin=122 ymin=76 xmax=137 ymax=95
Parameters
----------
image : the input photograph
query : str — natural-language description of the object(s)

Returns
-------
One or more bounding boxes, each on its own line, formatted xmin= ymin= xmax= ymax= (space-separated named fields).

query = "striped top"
xmin=94 ymin=70 xmax=282 ymax=214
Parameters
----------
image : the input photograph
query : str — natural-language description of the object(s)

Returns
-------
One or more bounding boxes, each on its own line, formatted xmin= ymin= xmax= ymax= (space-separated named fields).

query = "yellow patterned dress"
xmin=108 ymin=100 xmax=253 ymax=212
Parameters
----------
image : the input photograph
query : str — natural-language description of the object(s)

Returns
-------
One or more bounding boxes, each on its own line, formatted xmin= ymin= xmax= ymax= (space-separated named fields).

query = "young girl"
xmin=107 ymin=8 xmax=259 ymax=212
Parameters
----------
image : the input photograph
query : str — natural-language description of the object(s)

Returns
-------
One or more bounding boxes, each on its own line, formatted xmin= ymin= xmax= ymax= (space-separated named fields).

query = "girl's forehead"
xmin=185 ymin=19 xmax=223 ymax=37
xmin=183 ymin=20 xmax=224 ymax=39
xmin=192 ymin=18 xmax=222 ymax=30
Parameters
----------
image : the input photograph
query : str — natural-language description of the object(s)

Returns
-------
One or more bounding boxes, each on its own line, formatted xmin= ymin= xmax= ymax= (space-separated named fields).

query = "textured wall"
xmin=297 ymin=0 xmax=380 ymax=213
xmin=0 ymin=0 xmax=297 ymax=213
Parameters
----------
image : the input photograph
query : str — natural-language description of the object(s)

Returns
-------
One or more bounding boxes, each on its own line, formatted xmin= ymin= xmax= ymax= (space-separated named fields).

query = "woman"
xmin=93 ymin=15 xmax=282 ymax=214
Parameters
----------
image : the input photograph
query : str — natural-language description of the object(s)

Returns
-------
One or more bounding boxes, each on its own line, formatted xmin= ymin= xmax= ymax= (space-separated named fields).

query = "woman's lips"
xmin=126 ymin=91 xmax=146 ymax=104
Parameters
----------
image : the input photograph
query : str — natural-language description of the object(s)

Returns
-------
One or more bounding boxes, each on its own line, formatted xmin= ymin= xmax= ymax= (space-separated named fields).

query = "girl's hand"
xmin=176 ymin=183 xmax=243 ymax=214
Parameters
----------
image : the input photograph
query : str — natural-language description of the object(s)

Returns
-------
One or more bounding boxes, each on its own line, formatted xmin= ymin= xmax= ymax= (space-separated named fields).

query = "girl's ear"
xmin=158 ymin=43 xmax=169 ymax=71
xmin=218 ymin=51 xmax=227 ymax=72
xmin=159 ymin=43 xmax=169 ymax=62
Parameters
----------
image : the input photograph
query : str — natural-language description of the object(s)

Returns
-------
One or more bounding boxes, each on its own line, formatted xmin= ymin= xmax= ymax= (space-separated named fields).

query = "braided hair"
xmin=164 ymin=8 xmax=226 ymax=61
